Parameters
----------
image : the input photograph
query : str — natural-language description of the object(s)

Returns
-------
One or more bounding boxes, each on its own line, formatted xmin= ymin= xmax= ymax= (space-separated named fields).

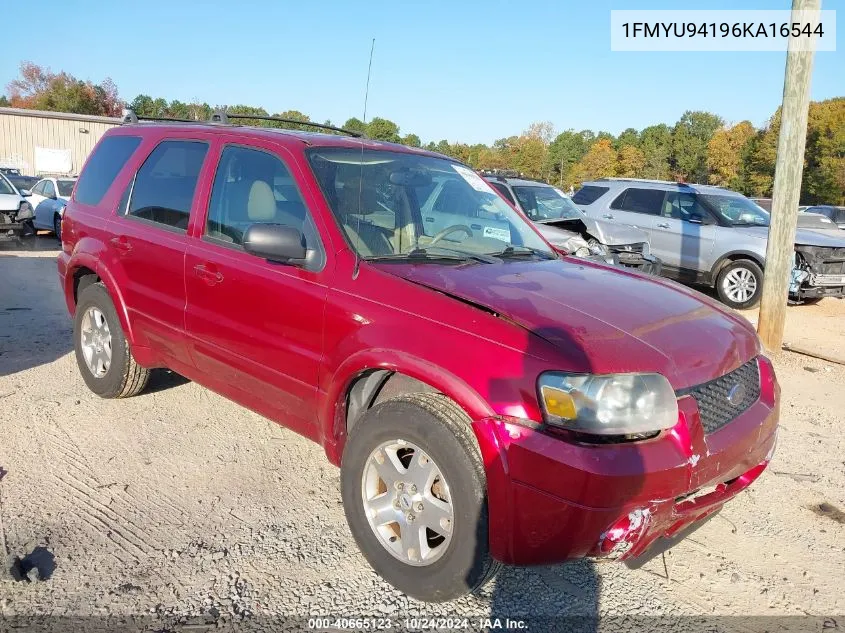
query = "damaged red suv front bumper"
xmin=475 ymin=356 xmax=779 ymax=567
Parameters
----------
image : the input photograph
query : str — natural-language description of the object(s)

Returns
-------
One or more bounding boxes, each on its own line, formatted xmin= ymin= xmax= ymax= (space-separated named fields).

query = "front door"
xmin=184 ymin=141 xmax=331 ymax=437
xmin=649 ymin=191 xmax=717 ymax=273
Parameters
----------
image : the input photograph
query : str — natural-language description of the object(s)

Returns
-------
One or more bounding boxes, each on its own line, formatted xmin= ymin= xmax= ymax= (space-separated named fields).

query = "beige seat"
xmin=247 ymin=180 xmax=276 ymax=221
xmin=335 ymin=181 xmax=395 ymax=256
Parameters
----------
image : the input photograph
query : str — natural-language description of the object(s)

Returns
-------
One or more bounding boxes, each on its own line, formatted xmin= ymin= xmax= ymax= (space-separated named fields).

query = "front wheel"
xmin=716 ymin=260 xmax=764 ymax=310
xmin=54 ymin=214 xmax=62 ymax=243
xmin=340 ymin=393 xmax=501 ymax=602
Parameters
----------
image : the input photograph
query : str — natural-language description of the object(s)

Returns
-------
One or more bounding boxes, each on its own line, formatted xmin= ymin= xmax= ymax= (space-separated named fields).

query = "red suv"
xmin=58 ymin=113 xmax=779 ymax=602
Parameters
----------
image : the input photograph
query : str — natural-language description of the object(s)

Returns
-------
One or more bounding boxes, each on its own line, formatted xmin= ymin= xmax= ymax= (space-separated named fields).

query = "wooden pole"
xmin=757 ymin=0 xmax=820 ymax=352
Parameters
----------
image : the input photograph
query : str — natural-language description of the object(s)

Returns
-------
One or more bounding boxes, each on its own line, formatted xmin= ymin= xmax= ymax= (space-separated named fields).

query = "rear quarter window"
xmin=571 ymin=185 xmax=609 ymax=205
xmin=75 ymin=135 xmax=142 ymax=206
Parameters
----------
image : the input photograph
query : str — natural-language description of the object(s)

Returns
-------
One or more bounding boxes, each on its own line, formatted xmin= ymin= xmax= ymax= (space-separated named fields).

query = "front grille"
xmin=679 ymin=359 xmax=760 ymax=434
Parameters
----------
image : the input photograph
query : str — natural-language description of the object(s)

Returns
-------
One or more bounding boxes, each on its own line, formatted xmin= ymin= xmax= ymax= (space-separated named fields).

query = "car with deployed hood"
xmin=0 ymin=171 xmax=35 ymax=242
xmin=574 ymin=178 xmax=845 ymax=308
xmin=483 ymin=172 xmax=659 ymax=273
xmin=58 ymin=111 xmax=779 ymax=602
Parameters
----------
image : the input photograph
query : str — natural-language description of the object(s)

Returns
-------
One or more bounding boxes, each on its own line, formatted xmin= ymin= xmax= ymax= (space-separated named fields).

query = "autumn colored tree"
xmin=672 ymin=110 xmax=724 ymax=182
xmin=803 ymin=97 xmax=845 ymax=204
xmin=7 ymin=61 xmax=121 ymax=116
xmin=570 ymin=139 xmax=617 ymax=184
xmin=617 ymin=144 xmax=646 ymax=178
xmin=706 ymin=121 xmax=756 ymax=190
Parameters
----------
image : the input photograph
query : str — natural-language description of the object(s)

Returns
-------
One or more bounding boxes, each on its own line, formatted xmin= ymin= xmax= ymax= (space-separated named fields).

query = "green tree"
xmin=401 ymin=133 xmax=421 ymax=147
xmin=226 ymin=104 xmax=270 ymax=127
xmin=366 ymin=117 xmax=401 ymax=142
xmin=803 ymin=97 xmax=845 ymax=204
xmin=0 ymin=95 xmax=9 ymax=107
xmin=343 ymin=117 xmax=368 ymax=135
xmin=640 ymin=124 xmax=672 ymax=180
xmin=672 ymin=110 xmax=724 ymax=182
xmin=616 ymin=127 xmax=640 ymax=149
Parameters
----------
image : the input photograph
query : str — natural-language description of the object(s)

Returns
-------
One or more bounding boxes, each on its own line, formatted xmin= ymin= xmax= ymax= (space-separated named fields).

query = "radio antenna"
xmin=353 ymin=38 xmax=375 ymax=280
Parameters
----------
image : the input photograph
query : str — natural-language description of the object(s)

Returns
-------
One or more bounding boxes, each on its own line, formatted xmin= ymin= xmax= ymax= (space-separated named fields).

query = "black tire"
xmin=74 ymin=282 xmax=149 ymax=398
xmin=715 ymin=259 xmax=764 ymax=310
xmin=799 ymin=297 xmax=824 ymax=305
xmin=54 ymin=214 xmax=62 ymax=243
xmin=341 ymin=393 xmax=501 ymax=602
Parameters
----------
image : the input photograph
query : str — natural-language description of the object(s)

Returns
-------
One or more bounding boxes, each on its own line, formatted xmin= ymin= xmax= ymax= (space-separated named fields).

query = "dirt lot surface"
xmin=1 ymin=239 xmax=843 ymax=630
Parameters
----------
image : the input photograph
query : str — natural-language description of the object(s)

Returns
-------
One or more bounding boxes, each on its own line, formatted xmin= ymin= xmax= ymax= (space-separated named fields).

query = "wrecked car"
xmin=575 ymin=178 xmax=845 ymax=309
xmin=0 ymin=171 xmax=35 ymax=242
xmin=483 ymin=173 xmax=660 ymax=274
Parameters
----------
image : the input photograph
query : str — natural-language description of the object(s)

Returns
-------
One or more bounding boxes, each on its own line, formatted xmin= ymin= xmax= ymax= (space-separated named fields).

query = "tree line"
xmin=3 ymin=62 xmax=843 ymax=205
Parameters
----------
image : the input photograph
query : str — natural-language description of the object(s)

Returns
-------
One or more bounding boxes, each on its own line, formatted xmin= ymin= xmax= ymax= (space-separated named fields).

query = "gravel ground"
xmin=1 ymin=238 xmax=843 ymax=631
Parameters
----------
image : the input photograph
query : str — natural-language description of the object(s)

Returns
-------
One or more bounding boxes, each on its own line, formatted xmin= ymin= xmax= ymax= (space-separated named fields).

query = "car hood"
xmin=371 ymin=258 xmax=759 ymax=389
xmin=734 ymin=225 xmax=845 ymax=248
xmin=0 ymin=193 xmax=22 ymax=211
xmin=538 ymin=216 xmax=649 ymax=246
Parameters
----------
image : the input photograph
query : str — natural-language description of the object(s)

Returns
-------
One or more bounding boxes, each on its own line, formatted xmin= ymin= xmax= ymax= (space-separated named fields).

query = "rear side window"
xmin=489 ymin=182 xmax=515 ymax=205
xmin=126 ymin=140 xmax=209 ymax=231
xmin=571 ymin=185 xmax=609 ymax=205
xmin=611 ymin=188 xmax=665 ymax=215
xmin=75 ymin=135 xmax=142 ymax=205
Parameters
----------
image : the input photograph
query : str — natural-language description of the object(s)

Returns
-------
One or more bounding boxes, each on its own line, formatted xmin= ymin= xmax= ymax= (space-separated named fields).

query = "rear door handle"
xmin=110 ymin=236 xmax=132 ymax=253
xmin=194 ymin=264 xmax=224 ymax=285
xmin=602 ymin=214 xmax=614 ymax=219
xmin=656 ymin=222 xmax=670 ymax=229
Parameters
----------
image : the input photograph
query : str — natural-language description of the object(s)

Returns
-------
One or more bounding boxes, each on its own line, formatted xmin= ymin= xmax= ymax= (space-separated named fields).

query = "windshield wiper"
xmin=490 ymin=245 xmax=557 ymax=260
xmin=364 ymin=248 xmax=494 ymax=264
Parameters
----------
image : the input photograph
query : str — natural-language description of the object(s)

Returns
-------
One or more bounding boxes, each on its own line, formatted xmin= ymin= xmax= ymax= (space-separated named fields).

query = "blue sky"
xmin=2 ymin=0 xmax=842 ymax=145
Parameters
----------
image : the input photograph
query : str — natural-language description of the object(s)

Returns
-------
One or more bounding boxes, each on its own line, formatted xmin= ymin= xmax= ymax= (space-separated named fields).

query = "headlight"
xmin=538 ymin=372 xmax=678 ymax=435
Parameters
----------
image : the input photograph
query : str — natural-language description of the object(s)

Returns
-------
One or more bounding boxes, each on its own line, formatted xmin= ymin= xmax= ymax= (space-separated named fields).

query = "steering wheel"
xmin=427 ymin=224 xmax=473 ymax=247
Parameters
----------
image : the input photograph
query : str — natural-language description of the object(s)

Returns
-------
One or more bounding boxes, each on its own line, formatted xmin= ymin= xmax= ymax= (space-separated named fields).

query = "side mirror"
xmin=20 ymin=189 xmax=31 ymax=197
xmin=243 ymin=223 xmax=307 ymax=264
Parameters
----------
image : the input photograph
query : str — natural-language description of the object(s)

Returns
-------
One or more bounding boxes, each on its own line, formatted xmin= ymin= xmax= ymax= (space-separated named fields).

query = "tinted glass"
xmin=32 ymin=181 xmax=45 ymax=196
xmin=307 ymin=148 xmax=553 ymax=259
xmin=206 ymin=145 xmax=315 ymax=248
xmin=571 ymin=185 xmax=609 ymax=205
xmin=0 ymin=174 xmax=13 ymax=195
xmin=127 ymin=140 xmax=208 ymax=231
xmin=43 ymin=180 xmax=56 ymax=198
xmin=57 ymin=180 xmax=75 ymax=197
xmin=489 ymin=182 xmax=515 ymax=205
xmin=699 ymin=194 xmax=770 ymax=227
xmin=612 ymin=188 xmax=665 ymax=215
xmin=662 ymin=192 xmax=710 ymax=221
xmin=75 ymin=135 xmax=142 ymax=205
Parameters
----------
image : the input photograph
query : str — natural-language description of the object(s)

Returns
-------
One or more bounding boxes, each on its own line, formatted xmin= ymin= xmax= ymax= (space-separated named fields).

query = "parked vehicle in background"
xmin=0 ymin=171 xmax=35 ymax=242
xmin=0 ymin=167 xmax=38 ymax=193
xmin=29 ymin=176 xmax=77 ymax=240
xmin=803 ymin=205 xmax=845 ymax=229
xmin=574 ymin=178 xmax=845 ymax=309
xmin=59 ymin=113 xmax=779 ymax=602
xmin=797 ymin=212 xmax=840 ymax=231
xmin=482 ymin=172 xmax=659 ymax=274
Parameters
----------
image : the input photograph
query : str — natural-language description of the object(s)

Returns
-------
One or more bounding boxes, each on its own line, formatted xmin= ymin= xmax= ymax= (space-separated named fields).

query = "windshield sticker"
xmin=483 ymin=226 xmax=511 ymax=242
xmin=452 ymin=164 xmax=494 ymax=193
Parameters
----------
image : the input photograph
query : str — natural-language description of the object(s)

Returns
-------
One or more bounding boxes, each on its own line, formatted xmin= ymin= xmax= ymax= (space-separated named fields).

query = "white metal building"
xmin=0 ymin=107 xmax=119 ymax=176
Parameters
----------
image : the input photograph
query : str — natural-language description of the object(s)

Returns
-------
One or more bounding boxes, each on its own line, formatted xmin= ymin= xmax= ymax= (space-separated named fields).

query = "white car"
xmin=0 ymin=172 xmax=35 ymax=242
xmin=29 ymin=177 xmax=76 ymax=240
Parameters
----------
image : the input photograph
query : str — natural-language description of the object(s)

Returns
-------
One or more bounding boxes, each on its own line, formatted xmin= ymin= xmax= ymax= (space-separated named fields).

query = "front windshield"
xmin=307 ymin=148 xmax=554 ymax=260
xmin=57 ymin=180 xmax=76 ymax=197
xmin=700 ymin=194 xmax=770 ymax=226
xmin=512 ymin=185 xmax=582 ymax=221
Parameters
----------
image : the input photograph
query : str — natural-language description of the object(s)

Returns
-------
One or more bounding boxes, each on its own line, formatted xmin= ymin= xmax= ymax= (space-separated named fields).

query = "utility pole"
xmin=757 ymin=0 xmax=820 ymax=352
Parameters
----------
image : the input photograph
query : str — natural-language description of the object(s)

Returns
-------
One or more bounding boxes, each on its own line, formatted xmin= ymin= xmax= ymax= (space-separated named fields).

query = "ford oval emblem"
xmin=726 ymin=383 xmax=747 ymax=407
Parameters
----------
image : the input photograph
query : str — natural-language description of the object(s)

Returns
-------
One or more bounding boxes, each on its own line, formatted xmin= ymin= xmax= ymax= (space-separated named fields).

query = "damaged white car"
xmin=483 ymin=173 xmax=660 ymax=274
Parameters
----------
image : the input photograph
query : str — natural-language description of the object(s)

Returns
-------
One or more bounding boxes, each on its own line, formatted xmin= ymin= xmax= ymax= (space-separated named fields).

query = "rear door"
xmin=184 ymin=139 xmax=332 ymax=437
xmin=650 ymin=192 xmax=717 ymax=272
xmin=110 ymin=138 xmax=212 ymax=370
xmin=605 ymin=187 xmax=665 ymax=231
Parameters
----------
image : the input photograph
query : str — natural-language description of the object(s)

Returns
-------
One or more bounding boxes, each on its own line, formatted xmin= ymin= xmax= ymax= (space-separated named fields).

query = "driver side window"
xmin=663 ymin=192 xmax=708 ymax=221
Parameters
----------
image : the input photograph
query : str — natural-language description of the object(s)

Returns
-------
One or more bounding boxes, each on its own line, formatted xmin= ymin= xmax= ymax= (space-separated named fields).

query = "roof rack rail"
xmin=210 ymin=110 xmax=363 ymax=137
xmin=121 ymin=108 xmax=206 ymax=125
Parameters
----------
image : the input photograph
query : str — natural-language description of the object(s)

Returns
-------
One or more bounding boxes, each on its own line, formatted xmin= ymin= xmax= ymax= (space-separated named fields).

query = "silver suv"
xmin=574 ymin=178 xmax=845 ymax=309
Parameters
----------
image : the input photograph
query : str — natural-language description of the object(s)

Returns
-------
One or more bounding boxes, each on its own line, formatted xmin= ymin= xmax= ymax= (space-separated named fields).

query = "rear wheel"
xmin=716 ymin=259 xmax=763 ymax=310
xmin=54 ymin=214 xmax=62 ymax=243
xmin=74 ymin=282 xmax=149 ymax=398
xmin=340 ymin=393 xmax=501 ymax=602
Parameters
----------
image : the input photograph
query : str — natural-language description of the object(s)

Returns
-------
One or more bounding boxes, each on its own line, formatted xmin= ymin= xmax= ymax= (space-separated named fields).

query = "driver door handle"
xmin=110 ymin=236 xmax=132 ymax=253
xmin=602 ymin=214 xmax=614 ymax=219
xmin=194 ymin=264 xmax=224 ymax=285
xmin=656 ymin=222 xmax=670 ymax=229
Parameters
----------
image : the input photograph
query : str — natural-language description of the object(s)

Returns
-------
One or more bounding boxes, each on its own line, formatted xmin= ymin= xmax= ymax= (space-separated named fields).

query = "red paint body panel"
xmin=58 ymin=124 xmax=779 ymax=567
